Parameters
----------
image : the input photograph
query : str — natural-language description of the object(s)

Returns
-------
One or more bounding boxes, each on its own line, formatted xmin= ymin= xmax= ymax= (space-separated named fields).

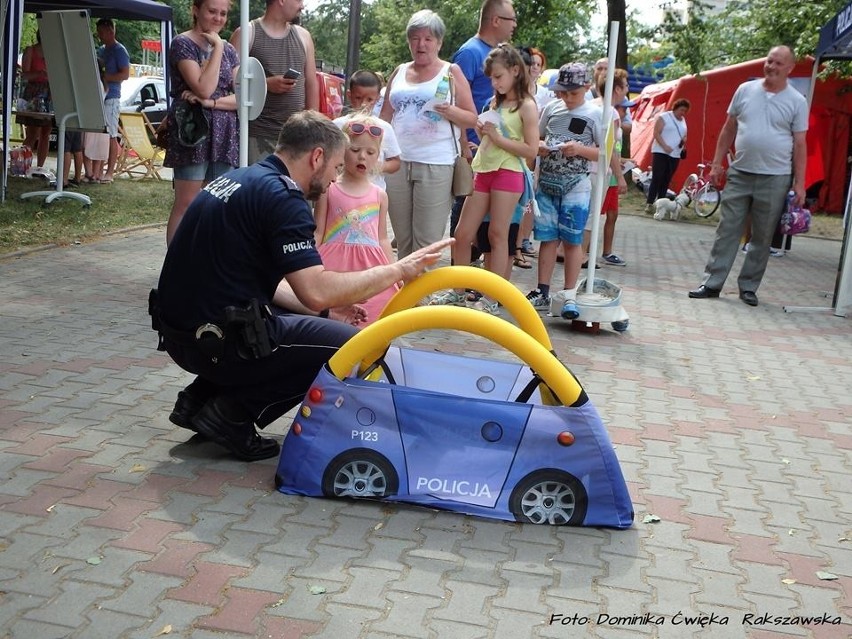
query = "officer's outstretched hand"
xmin=396 ymin=238 xmax=454 ymax=284
xmin=330 ymin=304 xmax=368 ymax=327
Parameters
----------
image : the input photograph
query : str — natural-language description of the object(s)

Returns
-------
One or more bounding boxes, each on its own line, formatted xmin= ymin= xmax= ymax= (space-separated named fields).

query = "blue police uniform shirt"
xmin=157 ymin=154 xmax=322 ymax=339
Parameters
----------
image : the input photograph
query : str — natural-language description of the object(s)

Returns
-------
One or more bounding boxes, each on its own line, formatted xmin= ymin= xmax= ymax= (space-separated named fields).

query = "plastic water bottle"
xmin=23 ymin=145 xmax=33 ymax=174
xmin=10 ymin=147 xmax=22 ymax=176
xmin=435 ymin=74 xmax=450 ymax=102
xmin=424 ymin=74 xmax=450 ymax=122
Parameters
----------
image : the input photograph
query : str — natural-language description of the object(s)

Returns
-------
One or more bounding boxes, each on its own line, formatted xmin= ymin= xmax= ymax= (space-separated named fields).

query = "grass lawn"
xmin=0 ymin=176 xmax=172 ymax=255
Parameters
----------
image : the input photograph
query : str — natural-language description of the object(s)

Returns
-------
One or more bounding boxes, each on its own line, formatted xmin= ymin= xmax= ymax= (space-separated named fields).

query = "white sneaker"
xmin=769 ymin=248 xmax=785 ymax=257
xmin=549 ymin=289 xmax=578 ymax=318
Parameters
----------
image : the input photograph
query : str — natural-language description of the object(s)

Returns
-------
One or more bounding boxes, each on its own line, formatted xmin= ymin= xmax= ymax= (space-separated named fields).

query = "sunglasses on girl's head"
xmin=348 ymin=122 xmax=383 ymax=137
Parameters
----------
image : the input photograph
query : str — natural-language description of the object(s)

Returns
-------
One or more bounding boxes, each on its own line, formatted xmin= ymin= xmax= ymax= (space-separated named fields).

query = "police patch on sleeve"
xmin=280 ymin=175 xmax=303 ymax=193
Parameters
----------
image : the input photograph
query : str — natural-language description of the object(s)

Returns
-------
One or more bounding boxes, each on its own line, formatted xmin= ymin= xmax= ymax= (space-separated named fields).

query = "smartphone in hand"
xmin=283 ymin=68 xmax=302 ymax=80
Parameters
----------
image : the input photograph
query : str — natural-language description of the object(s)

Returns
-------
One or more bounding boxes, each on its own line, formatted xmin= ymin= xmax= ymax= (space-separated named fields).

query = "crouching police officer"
xmin=151 ymin=111 xmax=451 ymax=461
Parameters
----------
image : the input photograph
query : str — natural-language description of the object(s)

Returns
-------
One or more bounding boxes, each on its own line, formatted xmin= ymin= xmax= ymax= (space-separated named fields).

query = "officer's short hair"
xmin=276 ymin=111 xmax=347 ymax=158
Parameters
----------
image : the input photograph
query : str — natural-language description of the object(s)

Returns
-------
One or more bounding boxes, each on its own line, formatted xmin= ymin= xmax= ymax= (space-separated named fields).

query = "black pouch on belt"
xmin=223 ymin=299 xmax=273 ymax=360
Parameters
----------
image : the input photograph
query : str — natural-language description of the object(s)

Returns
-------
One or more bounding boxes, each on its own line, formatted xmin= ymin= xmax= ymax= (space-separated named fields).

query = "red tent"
xmin=629 ymin=57 xmax=852 ymax=214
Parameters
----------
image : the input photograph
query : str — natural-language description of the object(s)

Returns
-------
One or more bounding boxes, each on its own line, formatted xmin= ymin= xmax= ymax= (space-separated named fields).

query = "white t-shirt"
xmin=728 ymin=79 xmax=808 ymax=175
xmin=651 ymin=111 xmax=686 ymax=158
xmin=333 ymin=115 xmax=402 ymax=190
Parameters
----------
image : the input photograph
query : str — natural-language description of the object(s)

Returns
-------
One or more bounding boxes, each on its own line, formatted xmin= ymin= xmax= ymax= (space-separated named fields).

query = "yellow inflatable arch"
xmin=327 ymin=305 xmax=584 ymax=407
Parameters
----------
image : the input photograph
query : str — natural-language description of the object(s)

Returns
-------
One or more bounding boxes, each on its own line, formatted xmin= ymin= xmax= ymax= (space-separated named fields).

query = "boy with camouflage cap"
xmin=526 ymin=63 xmax=603 ymax=320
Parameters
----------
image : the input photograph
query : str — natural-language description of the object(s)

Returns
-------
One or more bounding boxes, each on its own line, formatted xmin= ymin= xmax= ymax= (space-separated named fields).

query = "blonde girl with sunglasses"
xmin=313 ymin=116 xmax=399 ymax=326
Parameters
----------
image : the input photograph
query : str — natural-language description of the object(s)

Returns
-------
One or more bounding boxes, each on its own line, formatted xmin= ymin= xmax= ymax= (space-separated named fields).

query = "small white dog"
xmin=653 ymin=192 xmax=691 ymax=221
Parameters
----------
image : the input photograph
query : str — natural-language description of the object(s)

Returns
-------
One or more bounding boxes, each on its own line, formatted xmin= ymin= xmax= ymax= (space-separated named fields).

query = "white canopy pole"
xmin=585 ymin=20 xmax=618 ymax=294
xmin=238 ymin=0 xmax=249 ymax=166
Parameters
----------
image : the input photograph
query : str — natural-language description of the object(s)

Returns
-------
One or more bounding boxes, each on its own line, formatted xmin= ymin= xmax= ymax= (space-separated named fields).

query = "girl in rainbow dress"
xmin=314 ymin=116 xmax=398 ymax=326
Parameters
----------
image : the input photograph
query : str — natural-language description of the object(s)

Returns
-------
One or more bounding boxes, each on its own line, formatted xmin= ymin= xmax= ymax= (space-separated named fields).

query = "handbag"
xmin=453 ymin=154 xmax=474 ymax=197
xmin=671 ymin=112 xmax=686 ymax=160
xmin=448 ymin=74 xmax=473 ymax=197
xmin=173 ymin=101 xmax=209 ymax=148
xmin=779 ymin=200 xmax=811 ymax=235
xmin=155 ymin=116 xmax=169 ymax=149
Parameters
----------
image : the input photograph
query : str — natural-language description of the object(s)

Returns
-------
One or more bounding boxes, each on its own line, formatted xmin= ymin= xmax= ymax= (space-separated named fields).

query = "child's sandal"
xmin=513 ymin=255 xmax=532 ymax=269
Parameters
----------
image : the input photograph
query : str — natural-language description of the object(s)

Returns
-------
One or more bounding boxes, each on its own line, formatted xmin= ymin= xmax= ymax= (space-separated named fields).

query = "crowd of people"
xmin=147 ymin=0 xmax=807 ymax=461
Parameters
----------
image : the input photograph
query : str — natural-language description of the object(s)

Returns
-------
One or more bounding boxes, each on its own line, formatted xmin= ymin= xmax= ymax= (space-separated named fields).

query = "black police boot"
xmin=191 ymin=397 xmax=280 ymax=462
xmin=169 ymin=390 xmax=207 ymax=431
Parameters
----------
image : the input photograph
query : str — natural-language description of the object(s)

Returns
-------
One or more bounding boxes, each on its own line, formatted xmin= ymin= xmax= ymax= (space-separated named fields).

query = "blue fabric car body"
xmin=276 ymin=346 xmax=634 ymax=528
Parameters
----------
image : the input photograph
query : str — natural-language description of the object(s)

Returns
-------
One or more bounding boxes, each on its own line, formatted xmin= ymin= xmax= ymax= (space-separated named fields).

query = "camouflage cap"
xmin=551 ymin=63 xmax=591 ymax=91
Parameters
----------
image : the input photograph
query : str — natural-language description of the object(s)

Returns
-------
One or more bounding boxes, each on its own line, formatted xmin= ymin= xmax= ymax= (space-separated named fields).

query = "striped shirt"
xmin=249 ymin=19 xmax=307 ymax=138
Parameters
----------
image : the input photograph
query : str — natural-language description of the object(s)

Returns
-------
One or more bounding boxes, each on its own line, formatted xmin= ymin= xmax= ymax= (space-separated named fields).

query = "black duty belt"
xmin=148 ymin=289 xmax=272 ymax=361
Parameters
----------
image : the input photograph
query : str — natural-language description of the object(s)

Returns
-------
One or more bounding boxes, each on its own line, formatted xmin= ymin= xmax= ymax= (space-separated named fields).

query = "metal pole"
xmin=239 ymin=0 xmax=249 ymax=166
xmin=586 ymin=20 xmax=619 ymax=294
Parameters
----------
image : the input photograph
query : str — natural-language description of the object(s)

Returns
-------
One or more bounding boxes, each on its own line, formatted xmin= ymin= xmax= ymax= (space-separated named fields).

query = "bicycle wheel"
xmin=693 ymin=182 xmax=721 ymax=218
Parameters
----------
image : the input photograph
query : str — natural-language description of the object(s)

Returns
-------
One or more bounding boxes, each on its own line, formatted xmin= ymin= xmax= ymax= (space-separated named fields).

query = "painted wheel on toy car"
xmin=321 ymin=448 xmax=399 ymax=499
xmin=509 ymin=469 xmax=588 ymax=525
xmin=693 ymin=183 xmax=721 ymax=218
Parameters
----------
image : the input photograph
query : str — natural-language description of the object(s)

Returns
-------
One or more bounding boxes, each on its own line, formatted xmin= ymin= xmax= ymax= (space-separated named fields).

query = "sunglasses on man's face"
xmin=348 ymin=122 xmax=383 ymax=137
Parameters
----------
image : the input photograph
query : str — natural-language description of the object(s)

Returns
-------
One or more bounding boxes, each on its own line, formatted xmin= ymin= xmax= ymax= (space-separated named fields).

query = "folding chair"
xmin=117 ymin=112 xmax=164 ymax=180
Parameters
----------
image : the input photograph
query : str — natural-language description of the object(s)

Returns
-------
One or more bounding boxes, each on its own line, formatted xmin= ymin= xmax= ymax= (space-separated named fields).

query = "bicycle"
xmin=680 ymin=163 xmax=722 ymax=218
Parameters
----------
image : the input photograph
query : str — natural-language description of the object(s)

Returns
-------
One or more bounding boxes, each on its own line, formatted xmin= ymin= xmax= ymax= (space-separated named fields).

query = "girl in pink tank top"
xmin=314 ymin=116 xmax=399 ymax=326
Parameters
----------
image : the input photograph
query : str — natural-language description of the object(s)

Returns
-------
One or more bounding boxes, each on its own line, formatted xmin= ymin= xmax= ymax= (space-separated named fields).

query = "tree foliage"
xmin=27 ymin=0 xmax=842 ymax=83
xmin=301 ymin=0 xmax=598 ymax=77
xmin=641 ymin=0 xmax=851 ymax=80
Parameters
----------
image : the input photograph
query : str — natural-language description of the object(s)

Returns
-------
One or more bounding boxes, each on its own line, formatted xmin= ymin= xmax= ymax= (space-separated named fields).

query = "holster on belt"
xmin=148 ymin=289 xmax=272 ymax=361
xmin=223 ymin=299 xmax=274 ymax=360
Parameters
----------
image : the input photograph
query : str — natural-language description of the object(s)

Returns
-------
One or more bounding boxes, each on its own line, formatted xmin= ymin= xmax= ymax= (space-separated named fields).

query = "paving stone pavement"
xmin=0 ymin=215 xmax=850 ymax=639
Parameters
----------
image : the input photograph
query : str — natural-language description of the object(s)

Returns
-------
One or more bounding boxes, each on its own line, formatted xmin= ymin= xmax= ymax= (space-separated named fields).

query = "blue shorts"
xmin=533 ymin=179 xmax=591 ymax=245
xmin=173 ymin=161 xmax=233 ymax=182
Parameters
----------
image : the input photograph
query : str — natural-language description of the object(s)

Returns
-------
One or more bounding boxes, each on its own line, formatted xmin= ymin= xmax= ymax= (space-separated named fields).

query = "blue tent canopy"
xmin=23 ymin=0 xmax=171 ymax=21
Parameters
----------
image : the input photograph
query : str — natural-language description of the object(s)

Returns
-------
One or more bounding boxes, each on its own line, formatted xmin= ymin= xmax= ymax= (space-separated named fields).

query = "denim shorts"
xmin=533 ymin=178 xmax=591 ymax=245
xmin=173 ymin=161 xmax=233 ymax=182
